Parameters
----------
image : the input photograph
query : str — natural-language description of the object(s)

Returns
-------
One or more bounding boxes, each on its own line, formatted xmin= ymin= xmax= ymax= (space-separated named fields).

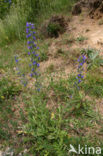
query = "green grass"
xmin=76 ymin=35 xmax=88 ymax=43
xmin=83 ymin=69 xmax=103 ymax=97
xmin=18 ymin=74 xmax=103 ymax=155
xmin=0 ymin=40 xmax=27 ymax=71
xmin=0 ymin=28 xmax=103 ymax=156
xmin=0 ymin=77 xmax=22 ymax=143
xmin=39 ymin=40 xmax=49 ymax=61
xmin=0 ymin=60 xmax=103 ymax=155
xmin=46 ymin=64 xmax=55 ymax=73
xmin=0 ymin=78 xmax=21 ymax=101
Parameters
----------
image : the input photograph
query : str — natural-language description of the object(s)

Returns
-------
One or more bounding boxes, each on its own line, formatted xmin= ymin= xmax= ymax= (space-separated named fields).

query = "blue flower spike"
xmin=26 ymin=22 xmax=41 ymax=91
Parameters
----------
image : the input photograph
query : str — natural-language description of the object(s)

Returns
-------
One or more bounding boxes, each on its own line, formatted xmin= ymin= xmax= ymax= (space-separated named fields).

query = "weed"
xmin=0 ymin=78 xmax=21 ymax=102
xmin=65 ymin=36 xmax=75 ymax=44
xmin=80 ymin=48 xmax=103 ymax=69
xmin=85 ymin=29 xmax=90 ymax=32
xmin=46 ymin=64 xmax=55 ymax=73
xmin=23 ymin=92 xmax=69 ymax=155
xmin=76 ymin=36 xmax=88 ymax=43
xmin=83 ymin=70 xmax=103 ymax=97
xmin=39 ymin=42 xmax=49 ymax=61
xmin=47 ymin=23 xmax=62 ymax=38
xmin=0 ymin=77 xmax=22 ymax=143
xmin=55 ymin=49 xmax=65 ymax=58
xmin=81 ymin=48 xmax=99 ymax=60
xmin=40 ymin=51 xmax=48 ymax=61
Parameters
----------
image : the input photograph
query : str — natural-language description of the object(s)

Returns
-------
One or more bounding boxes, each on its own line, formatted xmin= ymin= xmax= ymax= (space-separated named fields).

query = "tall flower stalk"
xmin=76 ymin=55 xmax=86 ymax=87
xmin=15 ymin=56 xmax=27 ymax=87
xmin=26 ymin=22 xmax=41 ymax=91
xmin=15 ymin=22 xmax=41 ymax=91
xmin=73 ymin=55 xmax=86 ymax=96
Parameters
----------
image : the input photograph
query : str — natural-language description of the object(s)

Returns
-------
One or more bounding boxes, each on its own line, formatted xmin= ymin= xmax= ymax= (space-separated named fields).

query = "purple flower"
xmin=28 ymin=52 xmax=31 ymax=55
xmin=78 ymin=59 xmax=80 ymax=62
xmin=26 ymin=34 xmax=31 ymax=38
xmin=80 ymin=63 xmax=83 ymax=66
xmin=24 ymin=83 xmax=27 ymax=87
xmin=78 ymin=79 xmax=81 ymax=83
xmin=31 ymin=24 xmax=34 ymax=26
xmin=15 ymin=59 xmax=18 ymax=63
xmin=78 ymin=74 xmax=81 ymax=77
xmin=26 ymin=30 xmax=29 ymax=34
xmin=27 ymin=41 xmax=32 ymax=44
xmin=15 ymin=56 xmax=19 ymax=63
xmin=34 ymin=44 xmax=37 ymax=47
xmin=31 ymin=26 xmax=35 ymax=29
xmin=29 ymin=64 xmax=32 ymax=67
xmin=35 ymin=54 xmax=39 ymax=57
xmin=33 ymin=61 xmax=36 ymax=65
xmin=37 ymin=47 xmax=39 ymax=50
xmin=32 ymin=68 xmax=34 ymax=71
xmin=32 ymin=51 xmax=35 ymax=54
xmin=28 ymin=46 xmax=33 ymax=50
xmin=26 ymin=22 xmax=31 ymax=27
xmin=26 ymin=28 xmax=29 ymax=31
xmin=30 ymin=73 xmax=33 ymax=77
xmin=33 ymin=36 xmax=36 ymax=40
xmin=37 ymin=63 xmax=40 ymax=67
xmin=82 ymin=55 xmax=86 ymax=60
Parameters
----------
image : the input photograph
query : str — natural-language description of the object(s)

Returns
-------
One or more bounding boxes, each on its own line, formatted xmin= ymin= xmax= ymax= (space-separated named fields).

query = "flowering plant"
xmin=76 ymin=55 xmax=86 ymax=88
xmin=15 ymin=22 xmax=41 ymax=91
xmin=26 ymin=22 xmax=41 ymax=91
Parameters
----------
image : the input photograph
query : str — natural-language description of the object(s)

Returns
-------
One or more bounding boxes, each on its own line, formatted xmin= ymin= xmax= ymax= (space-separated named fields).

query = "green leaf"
xmin=89 ymin=52 xmax=98 ymax=60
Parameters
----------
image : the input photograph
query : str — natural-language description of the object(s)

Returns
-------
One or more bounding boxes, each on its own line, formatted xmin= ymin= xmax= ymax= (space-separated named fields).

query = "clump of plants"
xmin=81 ymin=48 xmax=103 ymax=69
xmin=15 ymin=22 xmax=41 ymax=91
xmin=0 ymin=0 xmax=12 ymax=19
xmin=41 ymin=15 xmax=68 ymax=38
xmin=0 ymin=78 xmax=21 ymax=102
xmin=23 ymin=92 xmax=69 ymax=155
xmin=83 ymin=67 xmax=103 ymax=97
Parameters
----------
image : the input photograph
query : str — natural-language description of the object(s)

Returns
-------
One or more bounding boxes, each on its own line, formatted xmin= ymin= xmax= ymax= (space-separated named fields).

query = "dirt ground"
xmin=69 ymin=9 xmax=103 ymax=55
xmin=40 ymin=8 xmax=103 ymax=77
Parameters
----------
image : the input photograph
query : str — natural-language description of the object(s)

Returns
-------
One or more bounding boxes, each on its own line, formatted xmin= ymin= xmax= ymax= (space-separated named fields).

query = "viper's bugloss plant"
xmin=15 ymin=56 xmax=27 ymax=87
xmin=15 ymin=22 xmax=41 ymax=91
xmin=71 ymin=55 xmax=86 ymax=95
xmin=76 ymin=55 xmax=86 ymax=88
xmin=26 ymin=22 xmax=41 ymax=91
xmin=69 ymin=55 xmax=87 ymax=109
